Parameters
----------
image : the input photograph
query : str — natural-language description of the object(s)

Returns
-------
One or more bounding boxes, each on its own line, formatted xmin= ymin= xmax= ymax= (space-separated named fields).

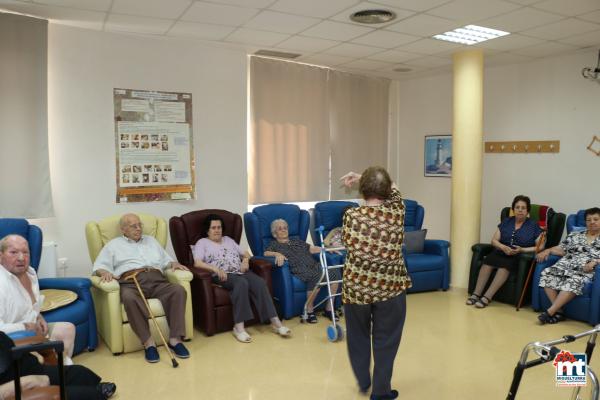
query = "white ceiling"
xmin=1 ymin=0 xmax=600 ymax=80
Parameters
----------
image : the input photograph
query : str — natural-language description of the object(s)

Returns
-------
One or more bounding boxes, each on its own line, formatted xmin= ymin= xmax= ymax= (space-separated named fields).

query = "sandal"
xmin=475 ymin=296 xmax=491 ymax=308
xmin=554 ymin=312 xmax=567 ymax=323
xmin=465 ymin=293 xmax=481 ymax=306
xmin=232 ymin=329 xmax=252 ymax=343
xmin=306 ymin=312 xmax=318 ymax=324
xmin=323 ymin=309 xmax=340 ymax=322
xmin=271 ymin=325 xmax=292 ymax=337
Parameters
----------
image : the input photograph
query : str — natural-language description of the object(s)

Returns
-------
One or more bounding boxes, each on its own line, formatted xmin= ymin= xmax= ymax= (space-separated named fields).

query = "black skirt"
xmin=482 ymin=248 xmax=519 ymax=271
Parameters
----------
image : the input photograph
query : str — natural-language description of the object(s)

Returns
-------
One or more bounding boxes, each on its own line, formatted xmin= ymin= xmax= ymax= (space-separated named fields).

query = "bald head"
xmin=120 ymin=213 xmax=143 ymax=241
xmin=0 ymin=234 xmax=30 ymax=276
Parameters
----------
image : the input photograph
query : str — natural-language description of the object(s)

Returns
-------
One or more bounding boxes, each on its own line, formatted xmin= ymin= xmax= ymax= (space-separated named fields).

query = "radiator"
xmin=38 ymin=241 xmax=58 ymax=278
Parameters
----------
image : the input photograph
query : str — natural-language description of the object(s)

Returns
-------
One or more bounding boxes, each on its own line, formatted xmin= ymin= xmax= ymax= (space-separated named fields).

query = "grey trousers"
xmin=344 ymin=292 xmax=407 ymax=396
xmin=119 ymin=269 xmax=187 ymax=344
xmin=213 ymin=271 xmax=277 ymax=324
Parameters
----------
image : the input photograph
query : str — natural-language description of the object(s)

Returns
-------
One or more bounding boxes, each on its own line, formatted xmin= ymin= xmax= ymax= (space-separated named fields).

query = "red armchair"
xmin=169 ymin=209 xmax=272 ymax=336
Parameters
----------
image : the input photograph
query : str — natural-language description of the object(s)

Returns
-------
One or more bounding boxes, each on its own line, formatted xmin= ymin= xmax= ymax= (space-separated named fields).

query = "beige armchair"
xmin=85 ymin=213 xmax=193 ymax=355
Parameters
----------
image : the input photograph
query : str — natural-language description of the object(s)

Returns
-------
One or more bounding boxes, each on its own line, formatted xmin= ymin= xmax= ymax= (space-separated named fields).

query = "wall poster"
xmin=113 ymin=88 xmax=195 ymax=203
xmin=424 ymin=135 xmax=452 ymax=177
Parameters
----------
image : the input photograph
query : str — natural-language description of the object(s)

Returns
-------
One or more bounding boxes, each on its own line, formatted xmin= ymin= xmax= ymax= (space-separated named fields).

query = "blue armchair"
xmin=0 ymin=219 xmax=97 ymax=354
xmin=245 ymin=204 xmax=334 ymax=320
xmin=532 ymin=255 xmax=600 ymax=325
xmin=402 ymin=199 xmax=451 ymax=292
xmin=310 ymin=200 xmax=358 ymax=247
xmin=567 ymin=210 xmax=587 ymax=233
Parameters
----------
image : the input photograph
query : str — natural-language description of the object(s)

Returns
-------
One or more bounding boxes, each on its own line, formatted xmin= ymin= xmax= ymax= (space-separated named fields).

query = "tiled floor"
xmin=75 ymin=288 xmax=598 ymax=399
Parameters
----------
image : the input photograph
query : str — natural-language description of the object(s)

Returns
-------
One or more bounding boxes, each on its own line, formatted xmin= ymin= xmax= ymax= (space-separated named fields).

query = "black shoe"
xmin=323 ymin=310 xmax=340 ymax=322
xmin=359 ymin=383 xmax=371 ymax=394
xmin=97 ymin=382 xmax=117 ymax=399
xmin=370 ymin=390 xmax=398 ymax=400
xmin=306 ymin=312 xmax=318 ymax=324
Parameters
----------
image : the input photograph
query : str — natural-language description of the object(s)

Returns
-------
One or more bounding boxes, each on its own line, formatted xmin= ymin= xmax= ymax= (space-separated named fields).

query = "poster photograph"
xmin=424 ymin=135 xmax=452 ymax=177
xmin=114 ymin=88 xmax=195 ymax=203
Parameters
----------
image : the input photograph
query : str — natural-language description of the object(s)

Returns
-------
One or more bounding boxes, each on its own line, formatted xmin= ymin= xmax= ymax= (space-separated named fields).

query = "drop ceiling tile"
xmin=397 ymin=37 xmax=462 ymax=54
xmin=299 ymin=53 xmax=355 ymax=66
xmin=341 ymin=58 xmax=394 ymax=70
xmin=521 ymin=18 xmax=600 ymax=40
xmin=323 ymin=42 xmax=386 ymax=57
xmin=351 ymin=29 xmax=420 ymax=48
xmin=385 ymin=13 xmax=459 ymax=36
xmin=369 ymin=0 xmax=453 ymax=12
xmin=32 ymin=0 xmax=111 ymax=12
xmin=533 ymin=0 xmax=600 ymax=17
xmin=276 ymin=35 xmax=339 ymax=52
xmin=167 ymin=21 xmax=235 ymax=40
xmin=404 ymin=55 xmax=452 ymax=67
xmin=244 ymin=10 xmax=320 ymax=34
xmin=205 ymin=0 xmax=274 ymax=7
xmin=477 ymin=7 xmax=565 ymax=33
xmin=181 ymin=2 xmax=259 ymax=26
xmin=225 ymin=27 xmax=290 ymax=46
xmin=557 ymin=29 xmax=600 ymax=47
xmin=484 ymin=51 xmax=536 ymax=66
xmin=0 ymin=1 xmax=106 ymax=29
xmin=367 ymin=48 xmax=421 ymax=62
xmin=111 ymin=0 xmax=192 ymax=19
xmin=427 ymin=0 xmax=521 ymax=22
xmin=511 ymin=40 xmax=577 ymax=57
xmin=578 ymin=10 xmax=600 ymax=24
xmin=302 ymin=20 xmax=374 ymax=41
xmin=329 ymin=1 xmax=415 ymax=28
xmin=105 ymin=13 xmax=173 ymax=34
xmin=268 ymin=0 xmax=359 ymax=19
xmin=474 ymin=33 xmax=544 ymax=51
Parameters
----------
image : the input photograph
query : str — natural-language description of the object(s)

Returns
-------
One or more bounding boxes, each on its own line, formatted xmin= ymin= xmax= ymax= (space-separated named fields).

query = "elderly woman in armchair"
xmin=535 ymin=207 xmax=600 ymax=324
xmin=466 ymin=195 xmax=544 ymax=308
xmin=192 ymin=214 xmax=290 ymax=343
xmin=264 ymin=219 xmax=341 ymax=324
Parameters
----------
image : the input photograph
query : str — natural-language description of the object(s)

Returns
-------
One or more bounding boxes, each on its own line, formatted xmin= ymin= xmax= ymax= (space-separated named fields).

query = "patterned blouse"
xmin=341 ymin=188 xmax=412 ymax=305
xmin=497 ymin=217 xmax=542 ymax=247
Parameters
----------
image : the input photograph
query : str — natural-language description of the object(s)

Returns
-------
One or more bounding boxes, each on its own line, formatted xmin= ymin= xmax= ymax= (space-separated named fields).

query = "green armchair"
xmin=468 ymin=205 xmax=565 ymax=306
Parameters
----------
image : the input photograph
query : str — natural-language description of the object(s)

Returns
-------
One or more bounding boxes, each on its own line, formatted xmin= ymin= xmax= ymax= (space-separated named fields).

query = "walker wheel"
xmin=327 ymin=325 xmax=338 ymax=342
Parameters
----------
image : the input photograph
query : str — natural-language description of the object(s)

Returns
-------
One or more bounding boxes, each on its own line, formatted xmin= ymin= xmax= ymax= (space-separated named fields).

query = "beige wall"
xmin=391 ymin=49 xmax=600 ymax=287
xmin=34 ymin=25 xmax=248 ymax=276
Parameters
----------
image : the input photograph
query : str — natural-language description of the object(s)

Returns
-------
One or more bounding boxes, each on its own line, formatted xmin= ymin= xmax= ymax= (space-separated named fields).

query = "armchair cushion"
xmin=40 ymin=289 xmax=78 ymax=312
xmin=567 ymin=210 xmax=587 ymax=233
xmin=404 ymin=229 xmax=427 ymax=254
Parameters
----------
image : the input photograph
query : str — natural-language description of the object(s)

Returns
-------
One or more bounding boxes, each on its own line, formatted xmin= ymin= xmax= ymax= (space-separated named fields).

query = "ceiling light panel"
xmin=433 ymin=25 xmax=510 ymax=45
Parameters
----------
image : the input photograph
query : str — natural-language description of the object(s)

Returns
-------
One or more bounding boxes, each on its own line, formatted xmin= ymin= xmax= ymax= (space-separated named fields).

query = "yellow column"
xmin=451 ymin=49 xmax=484 ymax=288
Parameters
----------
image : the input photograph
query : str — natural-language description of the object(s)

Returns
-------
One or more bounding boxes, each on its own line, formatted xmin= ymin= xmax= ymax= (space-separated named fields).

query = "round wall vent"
xmin=350 ymin=9 xmax=397 ymax=24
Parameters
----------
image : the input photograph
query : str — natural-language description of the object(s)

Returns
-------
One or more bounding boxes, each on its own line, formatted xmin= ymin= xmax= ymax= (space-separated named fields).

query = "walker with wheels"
xmin=300 ymin=225 xmax=345 ymax=342
xmin=507 ymin=325 xmax=600 ymax=399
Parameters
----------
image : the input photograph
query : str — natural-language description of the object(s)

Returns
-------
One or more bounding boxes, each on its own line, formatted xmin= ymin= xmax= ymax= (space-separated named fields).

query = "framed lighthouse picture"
xmin=424 ymin=135 xmax=452 ymax=177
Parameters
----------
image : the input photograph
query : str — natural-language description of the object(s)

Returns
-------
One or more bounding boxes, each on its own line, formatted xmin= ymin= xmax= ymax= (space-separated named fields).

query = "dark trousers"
xmin=213 ymin=272 xmax=277 ymax=324
xmin=119 ymin=269 xmax=187 ymax=344
xmin=344 ymin=292 xmax=407 ymax=396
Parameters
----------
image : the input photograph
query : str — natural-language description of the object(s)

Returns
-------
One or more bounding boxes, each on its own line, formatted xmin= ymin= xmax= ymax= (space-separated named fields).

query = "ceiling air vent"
xmin=254 ymin=50 xmax=301 ymax=59
xmin=350 ymin=9 xmax=396 ymax=24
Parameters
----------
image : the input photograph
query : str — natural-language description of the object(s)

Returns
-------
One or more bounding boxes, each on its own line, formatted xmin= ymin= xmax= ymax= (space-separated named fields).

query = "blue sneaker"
xmin=168 ymin=342 xmax=190 ymax=359
xmin=144 ymin=346 xmax=160 ymax=363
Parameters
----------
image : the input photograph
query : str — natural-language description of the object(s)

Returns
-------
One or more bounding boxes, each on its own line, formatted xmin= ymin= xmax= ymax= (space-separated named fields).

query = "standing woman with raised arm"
xmin=340 ymin=166 xmax=411 ymax=400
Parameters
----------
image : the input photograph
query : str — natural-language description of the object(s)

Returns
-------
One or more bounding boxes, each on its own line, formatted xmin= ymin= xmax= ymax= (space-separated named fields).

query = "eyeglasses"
xmin=128 ymin=223 xmax=143 ymax=229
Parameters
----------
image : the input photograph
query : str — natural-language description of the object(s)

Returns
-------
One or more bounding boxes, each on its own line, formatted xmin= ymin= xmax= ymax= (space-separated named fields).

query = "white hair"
xmin=270 ymin=219 xmax=288 ymax=237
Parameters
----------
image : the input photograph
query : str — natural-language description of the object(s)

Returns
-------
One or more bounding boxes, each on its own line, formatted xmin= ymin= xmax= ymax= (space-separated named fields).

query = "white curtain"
xmin=0 ymin=13 xmax=53 ymax=218
xmin=329 ymin=70 xmax=390 ymax=199
xmin=249 ymin=57 xmax=330 ymax=203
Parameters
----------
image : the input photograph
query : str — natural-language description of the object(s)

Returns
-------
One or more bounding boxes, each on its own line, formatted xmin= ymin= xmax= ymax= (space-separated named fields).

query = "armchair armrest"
xmin=39 ymin=278 xmax=91 ymax=299
xmin=165 ymin=269 xmax=193 ymax=284
xmin=13 ymin=335 xmax=58 ymax=366
xmin=423 ymin=239 xmax=450 ymax=256
xmin=189 ymin=268 xmax=212 ymax=281
xmin=252 ymin=256 xmax=295 ymax=319
xmin=90 ymin=276 xmax=120 ymax=293
xmin=250 ymin=258 xmax=273 ymax=294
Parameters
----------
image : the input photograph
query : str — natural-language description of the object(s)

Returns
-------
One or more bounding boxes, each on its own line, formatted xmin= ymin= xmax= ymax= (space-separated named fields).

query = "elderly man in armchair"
xmin=93 ymin=213 xmax=190 ymax=363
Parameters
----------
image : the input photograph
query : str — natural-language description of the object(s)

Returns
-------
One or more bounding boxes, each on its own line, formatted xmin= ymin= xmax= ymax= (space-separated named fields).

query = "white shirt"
xmin=0 ymin=264 xmax=43 ymax=333
xmin=92 ymin=235 xmax=174 ymax=279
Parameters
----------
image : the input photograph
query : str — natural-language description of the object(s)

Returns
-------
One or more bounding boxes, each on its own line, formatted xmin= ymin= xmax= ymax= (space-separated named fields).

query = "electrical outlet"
xmin=58 ymin=257 xmax=68 ymax=269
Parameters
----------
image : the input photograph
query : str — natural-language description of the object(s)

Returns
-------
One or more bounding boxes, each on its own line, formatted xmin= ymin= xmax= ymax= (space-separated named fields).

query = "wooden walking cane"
xmin=125 ymin=271 xmax=179 ymax=368
xmin=516 ymin=229 xmax=547 ymax=311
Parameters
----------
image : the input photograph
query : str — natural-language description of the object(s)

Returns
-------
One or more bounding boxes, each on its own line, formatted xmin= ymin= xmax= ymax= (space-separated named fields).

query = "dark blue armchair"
xmin=245 ymin=204 xmax=331 ymax=319
xmin=402 ymin=199 xmax=451 ymax=292
xmin=532 ymin=255 xmax=600 ymax=325
xmin=567 ymin=210 xmax=587 ymax=233
xmin=0 ymin=219 xmax=97 ymax=354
